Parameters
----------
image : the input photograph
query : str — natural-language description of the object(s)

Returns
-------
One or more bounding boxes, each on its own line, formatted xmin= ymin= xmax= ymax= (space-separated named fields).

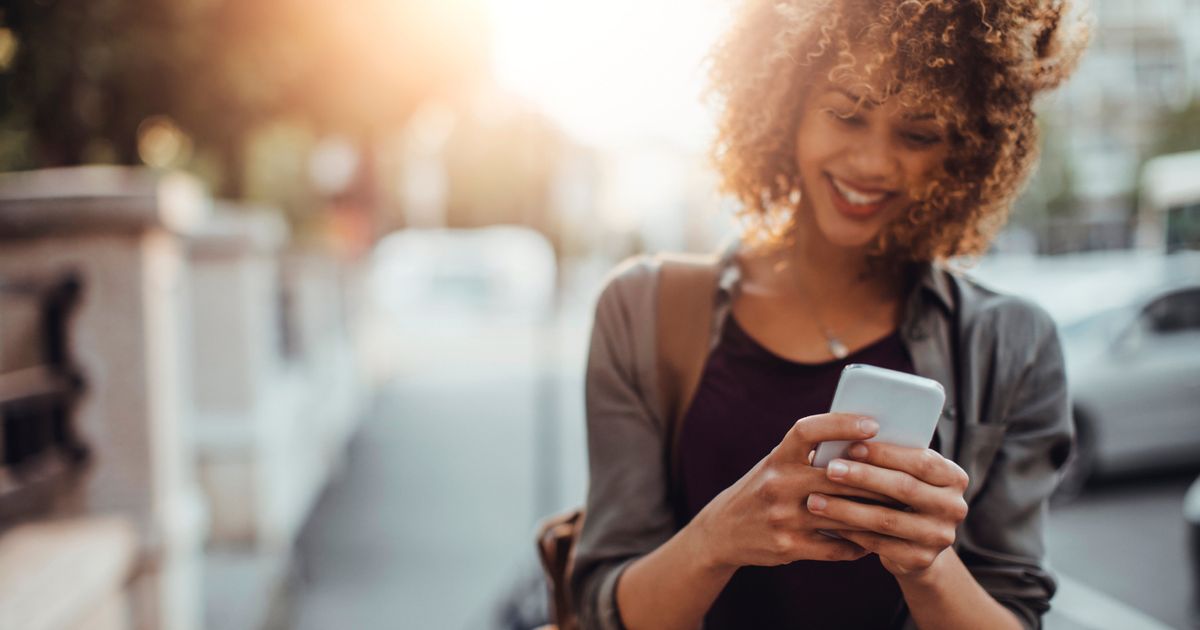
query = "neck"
xmin=785 ymin=214 xmax=904 ymax=310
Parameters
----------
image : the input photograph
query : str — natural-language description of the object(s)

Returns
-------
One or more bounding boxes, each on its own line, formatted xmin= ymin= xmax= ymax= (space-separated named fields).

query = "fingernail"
xmin=858 ymin=418 xmax=879 ymax=435
xmin=807 ymin=494 xmax=827 ymax=511
xmin=848 ymin=443 xmax=868 ymax=459
xmin=828 ymin=460 xmax=849 ymax=478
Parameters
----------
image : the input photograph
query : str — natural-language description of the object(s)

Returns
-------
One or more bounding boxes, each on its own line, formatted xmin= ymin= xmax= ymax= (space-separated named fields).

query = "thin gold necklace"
xmin=789 ymin=266 xmax=851 ymax=360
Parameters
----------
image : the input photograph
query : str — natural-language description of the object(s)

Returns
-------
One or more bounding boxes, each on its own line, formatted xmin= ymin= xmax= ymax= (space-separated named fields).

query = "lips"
xmin=825 ymin=174 xmax=896 ymax=219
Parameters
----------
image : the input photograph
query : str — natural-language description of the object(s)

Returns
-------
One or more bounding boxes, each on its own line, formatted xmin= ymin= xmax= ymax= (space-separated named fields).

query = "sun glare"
xmin=484 ymin=0 xmax=729 ymax=149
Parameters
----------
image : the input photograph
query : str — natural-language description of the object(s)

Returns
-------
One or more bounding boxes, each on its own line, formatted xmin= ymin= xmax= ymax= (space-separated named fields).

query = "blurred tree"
xmin=1150 ymin=98 xmax=1200 ymax=157
xmin=1012 ymin=117 xmax=1077 ymax=222
xmin=443 ymin=98 xmax=565 ymax=254
xmin=0 ymin=0 xmax=488 ymax=201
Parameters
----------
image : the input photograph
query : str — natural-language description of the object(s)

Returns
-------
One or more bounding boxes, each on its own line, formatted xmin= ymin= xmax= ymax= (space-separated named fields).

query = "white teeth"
xmin=831 ymin=177 xmax=887 ymax=205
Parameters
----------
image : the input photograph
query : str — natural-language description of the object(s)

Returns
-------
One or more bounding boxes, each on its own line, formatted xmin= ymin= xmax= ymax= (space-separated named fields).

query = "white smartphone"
xmin=811 ymin=364 xmax=945 ymax=468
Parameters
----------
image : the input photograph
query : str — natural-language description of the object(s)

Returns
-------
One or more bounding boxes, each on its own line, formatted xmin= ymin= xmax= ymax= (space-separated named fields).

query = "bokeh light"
xmin=136 ymin=115 xmax=192 ymax=168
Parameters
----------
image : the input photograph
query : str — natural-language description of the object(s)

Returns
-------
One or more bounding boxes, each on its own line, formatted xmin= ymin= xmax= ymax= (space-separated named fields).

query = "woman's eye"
xmin=902 ymin=131 xmax=942 ymax=147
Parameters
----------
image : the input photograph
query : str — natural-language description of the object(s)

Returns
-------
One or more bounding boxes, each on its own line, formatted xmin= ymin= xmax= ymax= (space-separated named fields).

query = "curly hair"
xmin=707 ymin=0 xmax=1091 ymax=263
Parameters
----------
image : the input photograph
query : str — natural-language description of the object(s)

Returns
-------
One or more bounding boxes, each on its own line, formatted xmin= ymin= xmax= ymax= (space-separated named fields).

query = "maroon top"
xmin=677 ymin=314 xmax=936 ymax=629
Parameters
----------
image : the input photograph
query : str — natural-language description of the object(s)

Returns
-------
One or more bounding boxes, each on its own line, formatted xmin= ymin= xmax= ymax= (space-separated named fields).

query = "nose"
xmin=845 ymin=135 xmax=899 ymax=185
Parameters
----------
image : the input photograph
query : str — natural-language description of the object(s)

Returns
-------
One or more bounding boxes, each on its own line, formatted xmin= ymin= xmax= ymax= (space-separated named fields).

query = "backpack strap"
xmin=654 ymin=253 xmax=721 ymax=495
xmin=534 ymin=252 xmax=721 ymax=630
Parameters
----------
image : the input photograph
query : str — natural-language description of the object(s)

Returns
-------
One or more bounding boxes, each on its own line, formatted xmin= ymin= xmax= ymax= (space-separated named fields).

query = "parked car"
xmin=1187 ymin=474 xmax=1200 ymax=608
xmin=1058 ymin=278 xmax=1200 ymax=496
xmin=972 ymin=251 xmax=1200 ymax=500
xmin=1139 ymin=149 xmax=1200 ymax=253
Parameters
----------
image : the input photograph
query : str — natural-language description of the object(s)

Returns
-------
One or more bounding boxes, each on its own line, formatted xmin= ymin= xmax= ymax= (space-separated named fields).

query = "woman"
xmin=570 ymin=1 xmax=1090 ymax=629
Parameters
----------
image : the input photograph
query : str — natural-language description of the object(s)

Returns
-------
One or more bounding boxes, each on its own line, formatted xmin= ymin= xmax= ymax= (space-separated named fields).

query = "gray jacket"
xmin=571 ymin=240 xmax=1073 ymax=630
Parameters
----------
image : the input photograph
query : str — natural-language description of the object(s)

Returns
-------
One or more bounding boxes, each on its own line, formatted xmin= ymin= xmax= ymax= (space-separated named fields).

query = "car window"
xmin=1166 ymin=201 xmax=1200 ymax=253
xmin=1143 ymin=288 xmax=1200 ymax=334
xmin=1060 ymin=306 xmax=1130 ymax=342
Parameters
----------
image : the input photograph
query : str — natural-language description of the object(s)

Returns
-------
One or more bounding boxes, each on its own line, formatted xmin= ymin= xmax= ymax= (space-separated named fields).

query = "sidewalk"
xmin=288 ymin=316 xmax=591 ymax=630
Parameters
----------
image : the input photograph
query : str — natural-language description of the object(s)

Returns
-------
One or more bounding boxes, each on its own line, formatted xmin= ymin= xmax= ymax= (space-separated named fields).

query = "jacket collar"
xmin=914 ymin=260 xmax=955 ymax=314
xmin=713 ymin=234 xmax=956 ymax=318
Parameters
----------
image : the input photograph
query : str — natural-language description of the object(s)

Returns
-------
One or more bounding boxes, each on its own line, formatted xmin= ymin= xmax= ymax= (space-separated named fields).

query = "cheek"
xmin=794 ymin=119 xmax=841 ymax=178
xmin=901 ymin=152 xmax=949 ymax=196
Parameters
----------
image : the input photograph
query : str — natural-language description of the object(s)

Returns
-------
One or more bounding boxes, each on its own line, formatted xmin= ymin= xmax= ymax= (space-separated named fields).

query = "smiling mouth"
xmin=825 ymin=174 xmax=896 ymax=218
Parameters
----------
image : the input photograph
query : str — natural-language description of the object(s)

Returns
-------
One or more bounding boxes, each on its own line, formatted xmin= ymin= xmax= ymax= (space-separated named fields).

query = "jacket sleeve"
xmin=570 ymin=257 xmax=679 ymax=630
xmin=955 ymin=301 xmax=1074 ymax=629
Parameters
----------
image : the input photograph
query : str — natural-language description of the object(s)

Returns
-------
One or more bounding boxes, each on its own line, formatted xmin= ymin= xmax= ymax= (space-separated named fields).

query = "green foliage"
xmin=1150 ymin=98 xmax=1200 ymax=158
xmin=1013 ymin=115 xmax=1077 ymax=228
xmin=0 ymin=0 xmax=487 ymax=200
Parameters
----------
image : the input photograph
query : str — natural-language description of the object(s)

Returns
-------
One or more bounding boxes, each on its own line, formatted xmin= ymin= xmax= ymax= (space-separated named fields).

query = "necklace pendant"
xmin=828 ymin=337 xmax=849 ymax=360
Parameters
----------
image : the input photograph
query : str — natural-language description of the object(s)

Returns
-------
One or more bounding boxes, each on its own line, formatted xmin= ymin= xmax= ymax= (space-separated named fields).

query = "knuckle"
xmin=954 ymin=467 xmax=970 ymax=490
xmin=919 ymin=449 xmax=940 ymax=477
xmin=772 ymin=532 xmax=796 ymax=555
xmin=898 ymin=474 xmax=920 ymax=498
xmin=931 ymin=527 xmax=956 ymax=549
xmin=877 ymin=513 xmax=899 ymax=535
xmin=791 ymin=418 xmax=814 ymax=443
xmin=950 ymin=497 xmax=969 ymax=521
xmin=757 ymin=471 xmax=782 ymax=502
xmin=766 ymin=504 xmax=794 ymax=527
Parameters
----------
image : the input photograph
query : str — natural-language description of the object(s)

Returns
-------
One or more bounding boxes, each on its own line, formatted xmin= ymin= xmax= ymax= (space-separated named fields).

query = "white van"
xmin=1139 ymin=149 xmax=1200 ymax=252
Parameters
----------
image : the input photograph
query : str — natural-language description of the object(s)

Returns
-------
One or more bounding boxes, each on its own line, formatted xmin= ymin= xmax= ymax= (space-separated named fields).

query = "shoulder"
xmin=597 ymin=254 xmax=659 ymax=301
xmin=941 ymin=270 xmax=1069 ymax=443
xmin=950 ymin=270 xmax=1058 ymax=347
xmin=586 ymin=255 xmax=669 ymax=431
xmin=591 ymin=254 xmax=660 ymax=328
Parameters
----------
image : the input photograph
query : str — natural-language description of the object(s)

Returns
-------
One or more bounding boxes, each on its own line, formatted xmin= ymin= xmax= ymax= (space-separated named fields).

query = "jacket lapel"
xmin=901 ymin=262 xmax=960 ymax=460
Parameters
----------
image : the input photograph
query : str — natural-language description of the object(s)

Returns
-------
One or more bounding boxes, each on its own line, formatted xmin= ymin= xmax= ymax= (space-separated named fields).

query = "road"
xmin=1048 ymin=470 xmax=1199 ymax=629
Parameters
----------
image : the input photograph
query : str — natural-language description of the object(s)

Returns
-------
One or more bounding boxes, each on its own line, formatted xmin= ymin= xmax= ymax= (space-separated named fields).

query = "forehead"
xmin=815 ymin=43 xmax=960 ymax=117
xmin=817 ymin=80 xmax=942 ymax=120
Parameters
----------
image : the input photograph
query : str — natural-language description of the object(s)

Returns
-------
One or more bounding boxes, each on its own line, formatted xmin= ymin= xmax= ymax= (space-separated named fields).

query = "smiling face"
xmin=793 ymin=72 xmax=951 ymax=252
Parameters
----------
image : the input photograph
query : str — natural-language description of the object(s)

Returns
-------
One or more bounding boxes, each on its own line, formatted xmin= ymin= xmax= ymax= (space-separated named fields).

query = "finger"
xmin=835 ymin=530 xmax=942 ymax=573
xmin=800 ymin=532 xmax=871 ymax=562
xmin=773 ymin=413 xmax=879 ymax=463
xmin=801 ymin=511 xmax=873 ymax=533
xmin=806 ymin=493 xmax=955 ymax=549
xmin=824 ymin=459 xmax=964 ymax=517
xmin=845 ymin=441 xmax=969 ymax=490
xmin=814 ymin=482 xmax=895 ymax=505
xmin=771 ymin=462 xmax=895 ymax=505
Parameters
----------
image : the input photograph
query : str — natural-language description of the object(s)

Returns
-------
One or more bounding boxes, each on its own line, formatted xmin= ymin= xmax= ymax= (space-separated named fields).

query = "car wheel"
xmin=1052 ymin=409 xmax=1096 ymax=506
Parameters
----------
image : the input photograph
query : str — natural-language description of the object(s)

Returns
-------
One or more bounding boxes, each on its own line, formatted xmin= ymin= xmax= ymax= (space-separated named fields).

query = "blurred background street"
xmin=276 ymin=277 xmax=1200 ymax=630
xmin=1 ymin=0 xmax=1199 ymax=629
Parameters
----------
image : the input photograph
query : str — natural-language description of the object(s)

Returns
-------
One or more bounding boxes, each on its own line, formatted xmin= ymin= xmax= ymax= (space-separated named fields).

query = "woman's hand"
xmin=688 ymin=413 xmax=897 ymax=571
xmin=805 ymin=440 xmax=970 ymax=578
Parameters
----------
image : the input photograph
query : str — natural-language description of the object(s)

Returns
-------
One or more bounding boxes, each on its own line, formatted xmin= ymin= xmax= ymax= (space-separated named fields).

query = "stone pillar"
xmin=185 ymin=205 xmax=308 ymax=550
xmin=0 ymin=166 xmax=209 ymax=630
xmin=282 ymin=249 xmax=366 ymax=489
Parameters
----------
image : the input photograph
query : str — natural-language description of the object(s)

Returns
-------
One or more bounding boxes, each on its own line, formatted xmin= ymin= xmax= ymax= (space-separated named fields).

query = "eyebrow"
xmin=830 ymin=87 xmax=877 ymax=108
xmin=905 ymin=112 xmax=937 ymax=122
xmin=828 ymin=87 xmax=939 ymax=122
